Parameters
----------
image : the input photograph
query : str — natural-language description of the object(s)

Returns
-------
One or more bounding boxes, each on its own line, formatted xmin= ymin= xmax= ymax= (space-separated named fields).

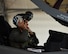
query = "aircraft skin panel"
xmin=31 ymin=0 xmax=68 ymax=23
xmin=0 ymin=45 xmax=68 ymax=54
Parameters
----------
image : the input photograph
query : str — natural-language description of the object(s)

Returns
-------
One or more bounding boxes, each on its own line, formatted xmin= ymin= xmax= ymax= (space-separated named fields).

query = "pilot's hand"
xmin=26 ymin=27 xmax=33 ymax=35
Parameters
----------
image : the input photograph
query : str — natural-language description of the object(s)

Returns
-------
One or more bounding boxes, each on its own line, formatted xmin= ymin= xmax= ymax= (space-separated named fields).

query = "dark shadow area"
xmin=0 ymin=15 xmax=11 ymax=46
xmin=44 ymin=30 xmax=68 ymax=52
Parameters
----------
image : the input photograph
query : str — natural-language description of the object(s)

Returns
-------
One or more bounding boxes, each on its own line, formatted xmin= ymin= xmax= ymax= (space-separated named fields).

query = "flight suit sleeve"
xmin=29 ymin=32 xmax=39 ymax=47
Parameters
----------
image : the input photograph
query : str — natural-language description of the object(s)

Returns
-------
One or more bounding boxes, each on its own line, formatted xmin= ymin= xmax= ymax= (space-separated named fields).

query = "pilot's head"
xmin=13 ymin=11 xmax=33 ymax=26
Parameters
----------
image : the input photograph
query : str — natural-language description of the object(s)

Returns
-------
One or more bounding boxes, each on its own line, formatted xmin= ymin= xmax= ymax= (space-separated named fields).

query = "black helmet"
xmin=13 ymin=11 xmax=33 ymax=26
xmin=15 ymin=11 xmax=33 ymax=21
xmin=24 ymin=11 xmax=33 ymax=21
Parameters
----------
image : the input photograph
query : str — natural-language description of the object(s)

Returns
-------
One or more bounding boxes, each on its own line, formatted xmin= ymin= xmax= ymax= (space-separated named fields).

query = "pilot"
xmin=9 ymin=11 xmax=39 ymax=49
